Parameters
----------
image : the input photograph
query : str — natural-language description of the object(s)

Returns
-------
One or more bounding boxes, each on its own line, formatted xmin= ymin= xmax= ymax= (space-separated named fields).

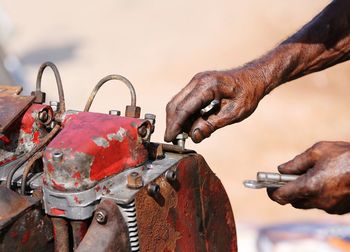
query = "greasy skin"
xmin=165 ymin=0 xmax=350 ymax=214
xmin=268 ymin=141 xmax=350 ymax=215
xmin=165 ymin=0 xmax=350 ymax=143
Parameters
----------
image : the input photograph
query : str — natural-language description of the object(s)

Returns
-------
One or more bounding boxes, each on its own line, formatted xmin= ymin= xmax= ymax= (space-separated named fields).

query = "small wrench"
xmin=243 ymin=172 xmax=299 ymax=189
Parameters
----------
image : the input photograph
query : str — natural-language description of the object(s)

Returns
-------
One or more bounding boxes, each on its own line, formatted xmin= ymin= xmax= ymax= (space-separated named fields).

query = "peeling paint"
xmin=92 ymin=137 xmax=109 ymax=148
xmin=107 ymin=127 xmax=126 ymax=142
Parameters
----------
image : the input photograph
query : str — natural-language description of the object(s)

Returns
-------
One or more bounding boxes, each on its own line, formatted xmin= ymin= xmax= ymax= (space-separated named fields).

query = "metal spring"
xmin=118 ymin=200 xmax=140 ymax=252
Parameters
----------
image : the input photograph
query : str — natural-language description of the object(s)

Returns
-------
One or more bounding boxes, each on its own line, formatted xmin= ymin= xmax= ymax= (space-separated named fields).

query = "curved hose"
xmin=84 ymin=74 xmax=136 ymax=112
xmin=20 ymin=151 xmax=43 ymax=194
xmin=36 ymin=61 xmax=66 ymax=115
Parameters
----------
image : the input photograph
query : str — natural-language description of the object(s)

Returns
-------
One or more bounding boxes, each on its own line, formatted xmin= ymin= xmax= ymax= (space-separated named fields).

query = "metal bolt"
xmin=50 ymin=101 xmax=60 ymax=113
xmin=52 ymin=151 xmax=63 ymax=162
xmin=127 ymin=171 xmax=143 ymax=189
xmin=144 ymin=113 xmax=156 ymax=125
xmin=109 ymin=110 xmax=121 ymax=116
xmin=175 ymin=133 xmax=188 ymax=149
xmin=138 ymin=125 xmax=148 ymax=138
xmin=144 ymin=113 xmax=156 ymax=120
xmin=95 ymin=209 xmax=107 ymax=224
xmin=165 ymin=169 xmax=177 ymax=182
xmin=147 ymin=183 xmax=160 ymax=196
xmin=38 ymin=110 xmax=48 ymax=122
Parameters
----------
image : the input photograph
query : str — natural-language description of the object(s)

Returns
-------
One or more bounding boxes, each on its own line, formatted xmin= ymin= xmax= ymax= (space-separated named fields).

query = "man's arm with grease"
xmin=165 ymin=0 xmax=350 ymax=143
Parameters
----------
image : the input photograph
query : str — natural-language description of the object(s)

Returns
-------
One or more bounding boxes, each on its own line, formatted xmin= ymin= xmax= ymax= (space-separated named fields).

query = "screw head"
xmin=165 ymin=169 xmax=177 ymax=182
xmin=95 ymin=209 xmax=107 ymax=224
xmin=52 ymin=151 xmax=63 ymax=162
xmin=147 ymin=183 xmax=160 ymax=196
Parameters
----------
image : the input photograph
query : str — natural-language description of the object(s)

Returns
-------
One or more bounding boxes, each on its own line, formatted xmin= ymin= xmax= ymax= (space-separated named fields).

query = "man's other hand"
xmin=268 ymin=141 xmax=350 ymax=214
xmin=164 ymin=69 xmax=266 ymax=143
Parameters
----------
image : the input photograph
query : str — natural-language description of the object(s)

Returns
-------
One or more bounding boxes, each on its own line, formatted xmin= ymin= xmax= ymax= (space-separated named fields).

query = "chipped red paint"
xmin=73 ymin=196 xmax=81 ymax=204
xmin=32 ymin=131 xmax=40 ymax=144
xmin=72 ymin=171 xmax=81 ymax=179
xmin=0 ymin=134 xmax=10 ymax=144
xmin=51 ymin=208 xmax=65 ymax=216
xmin=21 ymin=230 xmax=30 ymax=244
xmin=51 ymin=180 xmax=66 ymax=191
xmin=44 ymin=112 xmax=148 ymax=191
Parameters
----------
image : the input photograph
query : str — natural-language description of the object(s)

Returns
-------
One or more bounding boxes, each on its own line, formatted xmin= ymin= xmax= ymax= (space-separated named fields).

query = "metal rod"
xmin=84 ymin=74 xmax=137 ymax=112
xmin=20 ymin=151 xmax=43 ymax=194
xmin=36 ymin=62 xmax=66 ymax=115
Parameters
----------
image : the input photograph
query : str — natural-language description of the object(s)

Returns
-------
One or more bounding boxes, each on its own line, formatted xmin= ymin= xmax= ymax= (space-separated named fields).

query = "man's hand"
xmin=268 ymin=141 xmax=350 ymax=214
xmin=165 ymin=0 xmax=350 ymax=143
xmin=164 ymin=69 xmax=266 ymax=143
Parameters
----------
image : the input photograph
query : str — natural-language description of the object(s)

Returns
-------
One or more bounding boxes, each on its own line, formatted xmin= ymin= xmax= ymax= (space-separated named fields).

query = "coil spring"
xmin=119 ymin=200 xmax=140 ymax=252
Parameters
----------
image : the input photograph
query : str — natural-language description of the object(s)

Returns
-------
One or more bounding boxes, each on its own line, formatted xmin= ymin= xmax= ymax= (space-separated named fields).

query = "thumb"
xmin=278 ymin=148 xmax=315 ymax=175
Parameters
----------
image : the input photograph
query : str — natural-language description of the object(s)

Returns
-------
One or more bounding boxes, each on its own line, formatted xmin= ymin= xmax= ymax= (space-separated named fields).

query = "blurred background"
xmin=1 ymin=0 xmax=350 ymax=251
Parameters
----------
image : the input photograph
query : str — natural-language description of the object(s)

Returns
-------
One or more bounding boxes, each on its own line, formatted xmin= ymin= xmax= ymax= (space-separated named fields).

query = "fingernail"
xmin=192 ymin=128 xmax=203 ymax=143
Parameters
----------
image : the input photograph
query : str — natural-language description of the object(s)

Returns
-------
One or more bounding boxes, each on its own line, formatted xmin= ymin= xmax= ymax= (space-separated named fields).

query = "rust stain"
xmin=136 ymin=176 xmax=181 ymax=252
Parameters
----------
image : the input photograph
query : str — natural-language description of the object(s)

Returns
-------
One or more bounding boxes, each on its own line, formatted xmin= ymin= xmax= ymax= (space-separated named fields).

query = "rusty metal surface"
xmin=0 ymin=186 xmax=54 ymax=252
xmin=71 ymin=220 xmax=90 ymax=250
xmin=0 ymin=93 xmax=34 ymax=133
xmin=0 ymin=186 xmax=37 ymax=229
xmin=76 ymin=199 xmax=131 ymax=252
xmin=0 ymin=85 xmax=23 ymax=95
xmin=51 ymin=217 xmax=69 ymax=252
xmin=135 ymin=153 xmax=237 ymax=252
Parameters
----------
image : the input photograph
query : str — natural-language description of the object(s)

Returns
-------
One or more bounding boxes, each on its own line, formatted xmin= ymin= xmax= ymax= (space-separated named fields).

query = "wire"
xmin=84 ymin=74 xmax=136 ymax=112
xmin=20 ymin=151 xmax=43 ymax=194
xmin=36 ymin=61 xmax=66 ymax=115
xmin=6 ymin=124 xmax=60 ymax=189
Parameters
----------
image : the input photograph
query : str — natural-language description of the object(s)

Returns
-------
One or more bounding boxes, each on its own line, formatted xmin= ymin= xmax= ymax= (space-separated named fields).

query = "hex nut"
xmin=95 ymin=209 xmax=107 ymax=224
xmin=109 ymin=110 xmax=121 ymax=116
xmin=125 ymin=105 xmax=141 ymax=118
xmin=127 ymin=171 xmax=143 ymax=189
xmin=50 ymin=101 xmax=60 ymax=113
xmin=31 ymin=90 xmax=46 ymax=104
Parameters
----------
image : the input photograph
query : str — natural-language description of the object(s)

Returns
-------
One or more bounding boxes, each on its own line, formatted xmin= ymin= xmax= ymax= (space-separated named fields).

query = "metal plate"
xmin=0 ymin=93 xmax=35 ymax=133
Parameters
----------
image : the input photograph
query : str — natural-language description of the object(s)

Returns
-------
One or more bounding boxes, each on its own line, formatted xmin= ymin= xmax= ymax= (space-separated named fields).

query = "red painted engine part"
xmin=0 ymin=104 xmax=53 ymax=166
xmin=43 ymin=111 xmax=149 ymax=192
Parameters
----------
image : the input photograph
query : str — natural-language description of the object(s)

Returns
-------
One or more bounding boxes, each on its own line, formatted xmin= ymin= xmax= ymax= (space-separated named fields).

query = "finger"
xmin=278 ymin=148 xmax=316 ymax=175
xmin=189 ymin=100 xmax=237 ymax=143
xmin=164 ymin=87 xmax=216 ymax=142
xmin=268 ymin=175 xmax=313 ymax=205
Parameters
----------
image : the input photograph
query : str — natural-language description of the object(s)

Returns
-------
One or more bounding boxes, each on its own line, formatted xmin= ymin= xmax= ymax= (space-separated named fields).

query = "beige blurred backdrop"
xmin=2 ymin=0 xmax=350 ymax=226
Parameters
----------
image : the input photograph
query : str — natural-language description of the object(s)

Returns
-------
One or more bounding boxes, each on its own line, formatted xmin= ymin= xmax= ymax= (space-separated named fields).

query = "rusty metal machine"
xmin=0 ymin=62 xmax=237 ymax=251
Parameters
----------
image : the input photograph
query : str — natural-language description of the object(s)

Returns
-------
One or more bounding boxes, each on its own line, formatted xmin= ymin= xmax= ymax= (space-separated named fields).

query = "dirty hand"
xmin=268 ymin=141 xmax=350 ymax=214
xmin=164 ymin=69 xmax=266 ymax=143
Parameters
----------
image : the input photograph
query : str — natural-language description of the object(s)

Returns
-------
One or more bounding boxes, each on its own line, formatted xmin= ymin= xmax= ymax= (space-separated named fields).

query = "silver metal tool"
xmin=200 ymin=99 xmax=220 ymax=116
xmin=243 ymin=172 xmax=299 ymax=189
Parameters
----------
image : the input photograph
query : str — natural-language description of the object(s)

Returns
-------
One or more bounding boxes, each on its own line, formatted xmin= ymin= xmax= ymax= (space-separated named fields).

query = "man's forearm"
xmin=245 ymin=0 xmax=350 ymax=95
